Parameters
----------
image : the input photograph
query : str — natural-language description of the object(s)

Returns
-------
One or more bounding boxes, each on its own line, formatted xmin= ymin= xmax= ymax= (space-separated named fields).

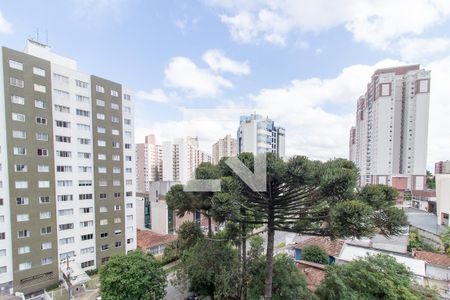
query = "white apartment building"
xmin=237 ymin=114 xmax=285 ymax=159
xmin=136 ymin=134 xmax=162 ymax=192
xmin=349 ymin=65 xmax=430 ymax=192
xmin=162 ymin=137 xmax=211 ymax=184
xmin=0 ymin=40 xmax=136 ymax=296
xmin=212 ymin=134 xmax=237 ymax=165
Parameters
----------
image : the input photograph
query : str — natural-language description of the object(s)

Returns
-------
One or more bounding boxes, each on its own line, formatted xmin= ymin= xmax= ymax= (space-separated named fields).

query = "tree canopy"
xmin=302 ymin=245 xmax=329 ymax=265
xmin=316 ymin=254 xmax=437 ymax=300
xmin=99 ymin=251 xmax=167 ymax=300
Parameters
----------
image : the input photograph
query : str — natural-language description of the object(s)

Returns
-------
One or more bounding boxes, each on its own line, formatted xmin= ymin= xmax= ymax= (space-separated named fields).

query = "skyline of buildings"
xmin=212 ymin=134 xmax=237 ymax=165
xmin=0 ymin=40 xmax=136 ymax=295
xmin=349 ymin=65 xmax=431 ymax=193
xmin=238 ymin=113 xmax=286 ymax=159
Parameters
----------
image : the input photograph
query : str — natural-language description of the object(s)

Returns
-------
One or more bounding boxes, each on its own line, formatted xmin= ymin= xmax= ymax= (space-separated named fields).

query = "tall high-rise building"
xmin=349 ymin=126 xmax=356 ymax=163
xmin=237 ymin=114 xmax=285 ymax=158
xmin=0 ymin=40 xmax=136 ymax=296
xmin=212 ymin=134 xmax=237 ymax=164
xmin=162 ymin=137 xmax=211 ymax=184
xmin=135 ymin=134 xmax=162 ymax=192
xmin=349 ymin=65 xmax=430 ymax=191
xmin=435 ymin=161 xmax=450 ymax=174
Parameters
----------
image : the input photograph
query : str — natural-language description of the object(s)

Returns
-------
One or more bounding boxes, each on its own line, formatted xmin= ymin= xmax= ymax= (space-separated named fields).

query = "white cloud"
xmin=136 ymin=89 xmax=171 ymax=103
xmin=208 ymin=0 xmax=450 ymax=53
xmin=202 ymin=49 xmax=251 ymax=75
xmin=164 ymin=56 xmax=233 ymax=98
xmin=0 ymin=10 xmax=12 ymax=34
xmin=396 ymin=37 xmax=450 ymax=62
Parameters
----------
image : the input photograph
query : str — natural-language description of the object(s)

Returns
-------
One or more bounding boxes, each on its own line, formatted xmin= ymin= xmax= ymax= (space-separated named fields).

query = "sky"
xmin=1 ymin=0 xmax=450 ymax=170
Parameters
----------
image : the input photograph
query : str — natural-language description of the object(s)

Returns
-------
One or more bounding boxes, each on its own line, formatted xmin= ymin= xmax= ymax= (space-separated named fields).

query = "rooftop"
xmin=136 ymin=229 xmax=177 ymax=250
xmin=292 ymin=236 xmax=344 ymax=257
xmin=413 ymin=250 xmax=450 ymax=267
xmin=404 ymin=207 xmax=443 ymax=234
xmin=296 ymin=260 xmax=326 ymax=292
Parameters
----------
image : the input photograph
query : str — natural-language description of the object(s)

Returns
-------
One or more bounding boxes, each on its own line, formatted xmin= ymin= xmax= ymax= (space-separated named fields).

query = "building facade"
xmin=212 ymin=134 xmax=237 ymax=164
xmin=237 ymin=114 xmax=285 ymax=159
xmin=435 ymin=161 xmax=450 ymax=174
xmin=348 ymin=126 xmax=356 ymax=163
xmin=162 ymin=137 xmax=211 ymax=184
xmin=349 ymin=65 xmax=430 ymax=192
xmin=0 ymin=40 xmax=136 ymax=296
xmin=135 ymin=134 xmax=162 ymax=192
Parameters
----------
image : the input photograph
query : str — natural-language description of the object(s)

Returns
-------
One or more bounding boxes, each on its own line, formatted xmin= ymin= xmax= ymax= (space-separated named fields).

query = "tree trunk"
xmin=241 ymin=222 xmax=247 ymax=300
xmin=208 ymin=215 xmax=212 ymax=237
xmin=264 ymin=209 xmax=275 ymax=300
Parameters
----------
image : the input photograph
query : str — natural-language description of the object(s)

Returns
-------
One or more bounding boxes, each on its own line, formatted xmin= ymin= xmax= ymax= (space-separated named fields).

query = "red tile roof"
xmin=292 ymin=236 xmax=344 ymax=257
xmin=136 ymin=229 xmax=177 ymax=250
xmin=412 ymin=190 xmax=436 ymax=198
xmin=414 ymin=250 xmax=450 ymax=267
xmin=296 ymin=261 xmax=326 ymax=292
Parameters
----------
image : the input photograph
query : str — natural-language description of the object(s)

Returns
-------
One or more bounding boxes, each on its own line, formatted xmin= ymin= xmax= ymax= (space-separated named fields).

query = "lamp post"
xmin=61 ymin=255 xmax=76 ymax=300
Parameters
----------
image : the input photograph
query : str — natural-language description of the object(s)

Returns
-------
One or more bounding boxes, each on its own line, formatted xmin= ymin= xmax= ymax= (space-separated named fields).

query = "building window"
xmin=97 ymin=113 xmax=105 ymax=120
xmin=37 ymin=164 xmax=50 ymax=172
xmin=16 ymin=197 xmax=29 ymax=205
xmin=57 ymin=195 xmax=73 ymax=202
xmin=39 ymin=196 xmax=50 ymax=204
xmin=124 ymin=94 xmax=131 ymax=101
xmin=59 ymin=237 xmax=75 ymax=245
xmin=56 ymin=120 xmax=70 ymax=128
xmin=40 ymin=211 xmax=51 ymax=219
xmin=111 ymin=116 xmax=120 ymax=123
xmin=16 ymin=214 xmax=29 ymax=222
xmin=80 ymin=247 xmax=94 ymax=255
xmin=12 ymin=130 xmax=27 ymax=139
xmin=81 ymin=260 xmax=94 ymax=268
xmin=19 ymin=262 xmax=32 ymax=271
xmin=57 ymin=180 xmax=73 ymax=187
xmin=38 ymin=181 xmax=50 ymax=188
xmin=15 ymin=181 xmax=28 ymax=189
xmin=15 ymin=164 xmax=27 ymax=172
xmin=59 ymin=223 xmax=74 ymax=231
xmin=13 ymin=147 xmax=26 ymax=156
xmin=111 ymin=90 xmax=119 ymax=97
xmin=54 ymin=104 xmax=70 ymax=113
xmin=53 ymin=73 xmax=69 ymax=83
xmin=97 ymin=126 xmax=106 ymax=134
xmin=98 ymin=140 xmax=106 ymax=147
xmin=96 ymin=85 xmax=104 ymax=93
xmin=111 ymin=102 xmax=119 ymax=110
xmin=78 ymin=138 xmax=91 ymax=145
xmin=41 ymin=242 xmax=52 ymax=250
xmin=36 ymin=132 xmax=49 ymax=141
xmin=81 ymin=234 xmax=93 ymax=241
xmin=36 ymin=116 xmax=48 ymax=124
xmin=35 ymin=99 xmax=47 ymax=109
xmin=18 ymin=230 xmax=31 ymax=238
xmin=96 ymin=99 xmax=105 ymax=107
xmin=11 ymin=95 xmax=25 ymax=105
xmin=34 ymin=84 xmax=46 ymax=93
xmin=79 ymin=180 xmax=92 ymax=186
xmin=99 ymin=206 xmax=108 ymax=213
xmin=101 ymin=244 xmax=109 ymax=251
xmin=10 ymin=77 xmax=24 ymax=88
xmin=76 ymin=95 xmax=90 ymax=103
xmin=9 ymin=60 xmax=23 ymax=70
xmin=41 ymin=257 xmax=53 ymax=265
xmin=56 ymin=150 xmax=71 ymax=158
xmin=76 ymin=109 xmax=90 ymax=117
xmin=12 ymin=112 xmax=26 ymax=122
xmin=18 ymin=246 xmax=31 ymax=254
xmin=37 ymin=148 xmax=49 ymax=156
xmin=33 ymin=67 xmax=46 ymax=77
xmin=76 ymin=80 xmax=89 ymax=89
xmin=100 ymin=219 xmax=108 ymax=226
xmin=78 ymin=152 xmax=91 ymax=159
xmin=56 ymin=136 xmax=71 ymax=143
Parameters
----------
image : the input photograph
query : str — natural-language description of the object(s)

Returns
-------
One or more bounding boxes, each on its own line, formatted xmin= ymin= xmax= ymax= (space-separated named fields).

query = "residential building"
xmin=0 ymin=40 xmax=136 ymax=296
xmin=162 ymin=137 xmax=211 ymax=184
xmin=435 ymin=161 xmax=450 ymax=174
xmin=237 ymin=114 xmax=285 ymax=159
xmin=135 ymin=134 xmax=162 ymax=192
xmin=136 ymin=229 xmax=176 ymax=257
xmin=212 ymin=134 xmax=237 ymax=164
xmin=348 ymin=126 xmax=356 ymax=162
xmin=436 ymin=174 xmax=450 ymax=226
xmin=349 ymin=65 xmax=431 ymax=194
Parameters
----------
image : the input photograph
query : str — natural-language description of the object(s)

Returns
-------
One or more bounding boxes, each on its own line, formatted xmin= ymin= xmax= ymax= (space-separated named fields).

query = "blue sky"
xmin=1 ymin=0 xmax=450 ymax=168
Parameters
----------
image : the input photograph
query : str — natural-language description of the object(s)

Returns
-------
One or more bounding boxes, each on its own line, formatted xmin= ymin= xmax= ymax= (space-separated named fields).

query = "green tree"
xmin=316 ymin=254 xmax=437 ymax=300
xmin=176 ymin=239 xmax=240 ymax=299
xmin=166 ymin=162 xmax=220 ymax=236
xmin=426 ymin=170 xmax=436 ymax=190
xmin=302 ymin=245 xmax=329 ymax=265
xmin=177 ymin=221 xmax=204 ymax=252
xmin=217 ymin=153 xmax=408 ymax=299
xmin=99 ymin=251 xmax=166 ymax=300
xmin=247 ymin=254 xmax=313 ymax=300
